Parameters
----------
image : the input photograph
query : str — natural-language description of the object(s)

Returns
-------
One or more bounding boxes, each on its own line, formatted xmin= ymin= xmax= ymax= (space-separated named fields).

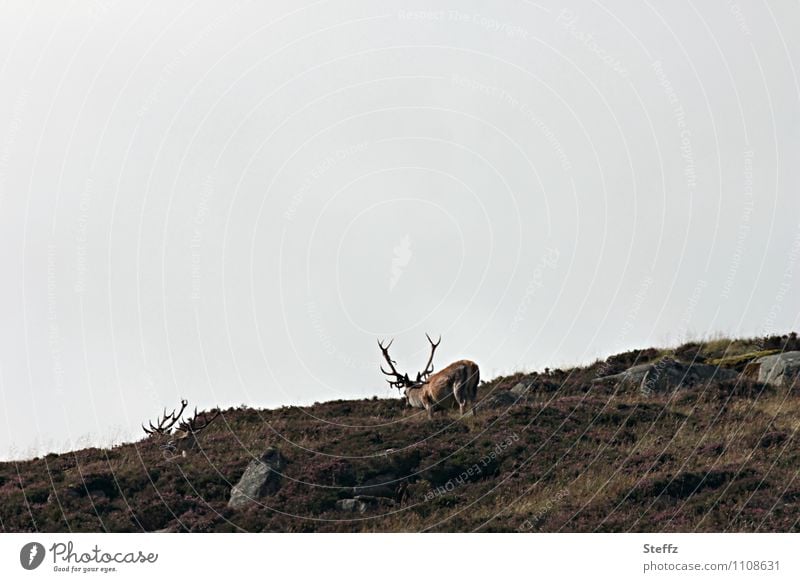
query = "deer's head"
xmin=377 ymin=333 xmax=441 ymax=399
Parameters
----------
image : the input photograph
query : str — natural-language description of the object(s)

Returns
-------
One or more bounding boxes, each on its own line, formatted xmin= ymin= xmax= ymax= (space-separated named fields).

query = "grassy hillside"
xmin=1 ymin=334 xmax=799 ymax=532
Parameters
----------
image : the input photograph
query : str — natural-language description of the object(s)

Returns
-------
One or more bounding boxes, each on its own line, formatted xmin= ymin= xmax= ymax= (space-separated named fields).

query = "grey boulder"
xmin=475 ymin=390 xmax=522 ymax=411
xmin=745 ymin=351 xmax=800 ymax=387
xmin=228 ymin=448 xmax=286 ymax=509
xmin=593 ymin=358 xmax=737 ymax=395
xmin=352 ymin=473 xmax=397 ymax=499
xmin=510 ymin=382 xmax=531 ymax=395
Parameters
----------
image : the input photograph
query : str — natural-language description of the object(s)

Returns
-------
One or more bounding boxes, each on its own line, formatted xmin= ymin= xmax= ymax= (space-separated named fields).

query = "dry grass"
xmin=1 ymin=333 xmax=798 ymax=532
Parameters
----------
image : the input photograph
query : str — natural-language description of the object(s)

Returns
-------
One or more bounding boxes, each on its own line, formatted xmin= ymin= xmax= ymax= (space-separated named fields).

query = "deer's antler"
xmin=378 ymin=334 xmax=442 ymax=390
xmin=378 ymin=339 xmax=412 ymax=391
xmin=416 ymin=333 xmax=441 ymax=382
xmin=177 ymin=407 xmax=221 ymax=435
xmin=142 ymin=399 xmax=188 ymax=436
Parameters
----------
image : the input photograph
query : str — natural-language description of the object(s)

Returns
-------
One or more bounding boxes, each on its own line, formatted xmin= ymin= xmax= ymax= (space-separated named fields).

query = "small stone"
xmin=336 ymin=498 xmax=367 ymax=513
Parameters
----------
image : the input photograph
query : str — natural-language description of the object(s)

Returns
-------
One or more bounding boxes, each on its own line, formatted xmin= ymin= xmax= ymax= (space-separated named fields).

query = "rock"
xmin=336 ymin=495 xmax=394 ymax=513
xmin=747 ymin=351 xmax=800 ymax=387
xmin=475 ymin=390 xmax=521 ymax=411
xmin=510 ymin=382 xmax=530 ymax=395
xmin=593 ymin=361 xmax=660 ymax=385
xmin=354 ymin=495 xmax=395 ymax=509
xmin=593 ymin=358 xmax=736 ymax=395
xmin=49 ymin=488 xmax=80 ymax=504
xmin=88 ymin=489 xmax=108 ymax=503
xmin=336 ymin=498 xmax=367 ymax=513
xmin=228 ymin=448 xmax=286 ymax=509
xmin=352 ymin=473 xmax=397 ymax=498
xmin=640 ymin=360 xmax=737 ymax=395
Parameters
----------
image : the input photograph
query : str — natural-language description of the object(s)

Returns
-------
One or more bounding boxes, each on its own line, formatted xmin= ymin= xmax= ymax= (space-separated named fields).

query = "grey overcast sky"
xmin=0 ymin=0 xmax=798 ymax=459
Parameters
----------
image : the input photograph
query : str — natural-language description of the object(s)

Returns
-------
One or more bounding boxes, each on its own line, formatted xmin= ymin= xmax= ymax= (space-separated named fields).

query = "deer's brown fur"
xmin=404 ymin=359 xmax=479 ymax=418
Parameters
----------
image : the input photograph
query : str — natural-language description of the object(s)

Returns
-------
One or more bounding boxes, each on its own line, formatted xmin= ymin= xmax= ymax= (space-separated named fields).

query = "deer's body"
xmin=405 ymin=359 xmax=479 ymax=418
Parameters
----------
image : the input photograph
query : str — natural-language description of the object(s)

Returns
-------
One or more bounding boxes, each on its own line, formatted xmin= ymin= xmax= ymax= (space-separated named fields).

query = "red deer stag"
xmin=142 ymin=400 xmax=220 ymax=455
xmin=378 ymin=334 xmax=479 ymax=418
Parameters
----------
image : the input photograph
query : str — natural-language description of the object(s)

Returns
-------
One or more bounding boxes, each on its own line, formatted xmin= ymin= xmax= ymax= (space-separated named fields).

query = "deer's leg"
xmin=453 ymin=382 xmax=467 ymax=416
xmin=466 ymin=379 xmax=478 ymax=416
xmin=422 ymin=393 xmax=434 ymax=419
